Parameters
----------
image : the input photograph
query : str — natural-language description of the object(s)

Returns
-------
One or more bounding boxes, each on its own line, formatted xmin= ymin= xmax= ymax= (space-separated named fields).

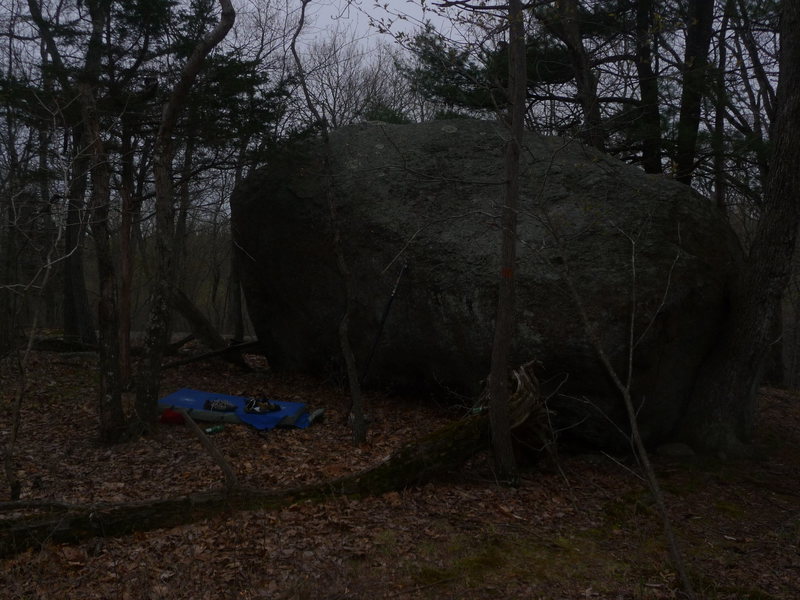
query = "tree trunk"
xmin=681 ymin=0 xmax=800 ymax=454
xmin=227 ymin=248 xmax=245 ymax=341
xmin=635 ymin=0 xmax=662 ymax=174
xmin=0 ymin=207 xmax=13 ymax=356
xmin=290 ymin=0 xmax=367 ymax=445
xmin=487 ymin=0 xmax=527 ymax=485
xmin=226 ymin=139 xmax=251 ymax=341
xmin=80 ymin=0 xmax=126 ymax=443
xmin=735 ymin=0 xmax=777 ymax=124
xmin=547 ymin=0 xmax=605 ymax=150
xmin=62 ymin=130 xmax=96 ymax=346
xmin=674 ymin=0 xmax=715 ymax=185
xmin=134 ymin=0 xmax=236 ymax=433
xmin=712 ymin=1 xmax=732 ymax=210
xmin=27 ymin=0 xmax=97 ymax=347
xmin=170 ymin=288 xmax=248 ymax=369
xmin=118 ymin=121 xmax=137 ymax=387
xmin=37 ymin=50 xmax=58 ymax=329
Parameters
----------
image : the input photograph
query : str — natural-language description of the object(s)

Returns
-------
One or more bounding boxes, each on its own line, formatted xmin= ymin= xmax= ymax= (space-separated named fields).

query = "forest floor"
xmin=1 ymin=348 xmax=799 ymax=600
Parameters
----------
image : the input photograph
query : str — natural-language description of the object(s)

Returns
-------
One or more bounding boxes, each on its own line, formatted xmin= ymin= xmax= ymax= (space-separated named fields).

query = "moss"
xmin=550 ymin=535 xmax=579 ymax=551
xmin=601 ymin=489 xmax=655 ymax=526
xmin=410 ymin=532 xmax=508 ymax=585
xmin=508 ymin=529 xmax=643 ymax=591
xmin=372 ymin=528 xmax=398 ymax=549
xmin=356 ymin=517 xmax=680 ymax=598
xmin=411 ymin=565 xmax=455 ymax=586
xmin=453 ymin=541 xmax=507 ymax=582
xmin=727 ymin=589 xmax=781 ymax=600
xmin=692 ymin=573 xmax=782 ymax=600
xmin=734 ymin=589 xmax=781 ymax=600
xmin=777 ymin=514 xmax=800 ymax=545
xmin=661 ymin=472 xmax=703 ymax=496
xmin=713 ymin=499 xmax=745 ymax=517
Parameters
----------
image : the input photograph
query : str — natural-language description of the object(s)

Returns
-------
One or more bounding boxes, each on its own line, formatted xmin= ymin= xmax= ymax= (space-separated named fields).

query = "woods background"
xmin=0 ymin=0 xmax=796 ymax=440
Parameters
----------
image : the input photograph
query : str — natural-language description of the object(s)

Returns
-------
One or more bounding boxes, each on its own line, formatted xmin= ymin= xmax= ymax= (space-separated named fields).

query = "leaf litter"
xmin=1 ymin=351 xmax=799 ymax=599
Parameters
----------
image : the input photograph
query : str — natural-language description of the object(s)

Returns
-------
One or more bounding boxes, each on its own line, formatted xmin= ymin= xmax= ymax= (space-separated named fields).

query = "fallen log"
xmin=165 ymin=333 xmax=195 ymax=355
xmin=0 ymin=365 xmax=543 ymax=558
xmin=169 ymin=288 xmax=250 ymax=370
xmin=162 ymin=340 xmax=262 ymax=370
xmin=30 ymin=338 xmax=97 ymax=353
xmin=0 ymin=414 xmax=486 ymax=558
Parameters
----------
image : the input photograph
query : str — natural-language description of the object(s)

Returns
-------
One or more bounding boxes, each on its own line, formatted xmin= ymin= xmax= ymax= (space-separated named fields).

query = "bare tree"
xmin=25 ymin=0 xmax=97 ymax=346
xmin=290 ymin=0 xmax=368 ymax=444
xmin=681 ymin=0 xmax=800 ymax=453
xmin=539 ymin=0 xmax=605 ymax=150
xmin=561 ymin=239 xmax=696 ymax=598
xmin=291 ymin=29 xmax=413 ymax=129
xmin=487 ymin=0 xmax=527 ymax=484
xmin=674 ymin=0 xmax=716 ymax=184
xmin=78 ymin=0 xmax=126 ymax=441
xmin=635 ymin=0 xmax=662 ymax=173
xmin=26 ymin=0 xmax=127 ymax=440
xmin=133 ymin=0 xmax=236 ymax=431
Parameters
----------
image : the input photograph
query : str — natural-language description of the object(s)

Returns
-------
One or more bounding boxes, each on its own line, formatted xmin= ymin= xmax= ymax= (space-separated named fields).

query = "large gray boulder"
xmin=231 ymin=119 xmax=742 ymax=448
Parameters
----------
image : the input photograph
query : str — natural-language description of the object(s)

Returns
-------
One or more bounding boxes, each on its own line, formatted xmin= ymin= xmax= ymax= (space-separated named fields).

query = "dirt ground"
xmin=1 ymin=350 xmax=799 ymax=599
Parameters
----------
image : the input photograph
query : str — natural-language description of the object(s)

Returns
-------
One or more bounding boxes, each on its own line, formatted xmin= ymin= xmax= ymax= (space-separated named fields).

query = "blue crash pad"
xmin=158 ymin=388 xmax=312 ymax=430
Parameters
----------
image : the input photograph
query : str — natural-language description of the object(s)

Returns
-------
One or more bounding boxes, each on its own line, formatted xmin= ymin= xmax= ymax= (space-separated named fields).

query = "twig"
xmin=562 ymin=255 xmax=697 ymax=599
xmin=290 ymin=0 xmax=367 ymax=444
xmin=601 ymin=451 xmax=646 ymax=482
xmin=177 ymin=409 xmax=238 ymax=491
xmin=3 ymin=212 xmax=64 ymax=501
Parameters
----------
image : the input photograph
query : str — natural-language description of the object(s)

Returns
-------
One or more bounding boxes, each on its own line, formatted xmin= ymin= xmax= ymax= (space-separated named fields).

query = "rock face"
xmin=231 ymin=119 xmax=741 ymax=448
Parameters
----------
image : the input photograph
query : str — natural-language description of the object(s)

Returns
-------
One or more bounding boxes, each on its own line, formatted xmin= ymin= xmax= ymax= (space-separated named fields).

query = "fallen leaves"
xmin=1 ymin=357 xmax=800 ymax=598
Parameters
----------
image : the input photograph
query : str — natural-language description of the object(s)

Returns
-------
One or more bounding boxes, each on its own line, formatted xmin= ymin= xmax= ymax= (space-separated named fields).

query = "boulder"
xmin=231 ymin=119 xmax=742 ymax=448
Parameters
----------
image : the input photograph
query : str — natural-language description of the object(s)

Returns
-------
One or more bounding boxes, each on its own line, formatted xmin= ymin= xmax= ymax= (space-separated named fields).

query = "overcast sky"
xmin=300 ymin=0 xmax=457 ymax=43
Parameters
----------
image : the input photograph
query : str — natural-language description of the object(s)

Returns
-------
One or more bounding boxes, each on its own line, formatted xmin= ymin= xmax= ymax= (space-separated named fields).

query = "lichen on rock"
xmin=231 ymin=119 xmax=741 ymax=449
